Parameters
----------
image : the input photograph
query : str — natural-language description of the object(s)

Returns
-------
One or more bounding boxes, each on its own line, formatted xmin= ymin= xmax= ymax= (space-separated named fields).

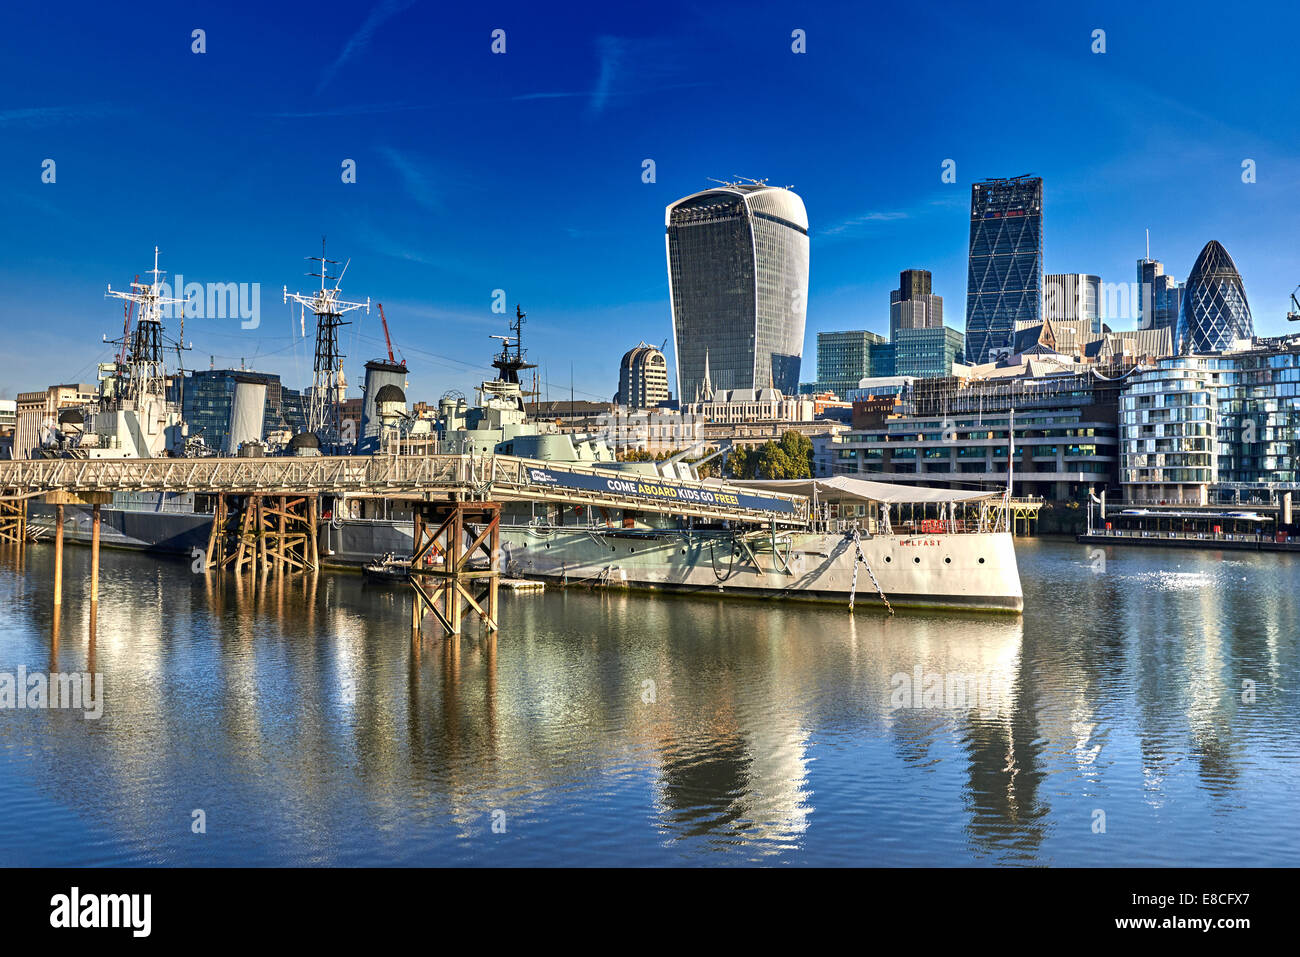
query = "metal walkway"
xmin=0 ymin=453 xmax=810 ymax=527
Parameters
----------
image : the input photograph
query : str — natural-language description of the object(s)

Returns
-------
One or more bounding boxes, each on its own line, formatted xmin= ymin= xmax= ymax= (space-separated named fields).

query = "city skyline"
xmin=2 ymin=1 xmax=1298 ymax=404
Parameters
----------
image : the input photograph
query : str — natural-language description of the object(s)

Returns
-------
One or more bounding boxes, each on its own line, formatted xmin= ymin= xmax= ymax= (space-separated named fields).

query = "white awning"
xmin=722 ymin=474 xmax=1002 ymax=505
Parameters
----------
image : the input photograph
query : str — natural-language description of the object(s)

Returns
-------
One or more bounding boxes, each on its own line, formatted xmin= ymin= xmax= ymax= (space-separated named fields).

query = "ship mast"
xmin=283 ymin=238 xmax=369 ymax=447
xmin=104 ymin=246 xmax=190 ymax=406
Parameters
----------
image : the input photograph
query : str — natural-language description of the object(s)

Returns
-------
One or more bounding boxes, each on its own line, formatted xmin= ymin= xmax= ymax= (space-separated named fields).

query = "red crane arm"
xmin=376 ymin=302 xmax=404 ymax=365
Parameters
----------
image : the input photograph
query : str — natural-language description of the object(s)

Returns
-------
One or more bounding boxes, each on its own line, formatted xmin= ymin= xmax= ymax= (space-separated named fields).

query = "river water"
xmin=0 ymin=537 xmax=1296 ymax=866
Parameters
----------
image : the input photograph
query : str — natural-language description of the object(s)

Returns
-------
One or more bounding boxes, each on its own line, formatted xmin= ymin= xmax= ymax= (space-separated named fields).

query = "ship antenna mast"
xmin=105 ymin=246 xmax=191 ymax=405
xmin=283 ymin=237 xmax=370 ymax=447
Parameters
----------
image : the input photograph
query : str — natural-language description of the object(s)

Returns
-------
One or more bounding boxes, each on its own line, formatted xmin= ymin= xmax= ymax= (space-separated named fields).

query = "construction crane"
xmin=1288 ymin=285 xmax=1300 ymax=322
xmin=375 ymin=302 xmax=405 ymax=367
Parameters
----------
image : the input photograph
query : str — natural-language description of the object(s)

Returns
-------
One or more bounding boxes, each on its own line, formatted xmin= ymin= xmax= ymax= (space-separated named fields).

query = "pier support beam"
xmin=38 ymin=492 xmax=111 ymax=605
xmin=209 ymin=494 xmax=318 ymax=575
xmin=408 ymin=501 xmax=501 ymax=636
xmin=53 ymin=504 xmax=63 ymax=606
xmin=0 ymin=492 xmax=26 ymax=545
xmin=90 ymin=503 xmax=101 ymax=605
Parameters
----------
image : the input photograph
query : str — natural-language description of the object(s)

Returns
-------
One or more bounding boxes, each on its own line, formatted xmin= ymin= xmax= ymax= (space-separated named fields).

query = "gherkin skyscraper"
xmin=1176 ymin=240 xmax=1254 ymax=354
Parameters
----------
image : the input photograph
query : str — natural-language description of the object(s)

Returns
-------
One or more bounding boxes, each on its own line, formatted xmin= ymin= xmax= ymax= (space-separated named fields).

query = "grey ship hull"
xmin=27 ymin=502 xmax=212 ymax=556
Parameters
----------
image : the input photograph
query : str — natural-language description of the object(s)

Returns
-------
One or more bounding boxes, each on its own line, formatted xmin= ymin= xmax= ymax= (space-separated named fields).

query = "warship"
xmin=323 ymin=308 xmax=1024 ymax=613
xmin=21 ymin=261 xmax=1023 ymax=613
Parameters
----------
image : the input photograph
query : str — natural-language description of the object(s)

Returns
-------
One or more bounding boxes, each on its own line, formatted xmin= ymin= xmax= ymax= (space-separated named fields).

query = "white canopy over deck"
xmin=723 ymin=475 xmax=1003 ymax=506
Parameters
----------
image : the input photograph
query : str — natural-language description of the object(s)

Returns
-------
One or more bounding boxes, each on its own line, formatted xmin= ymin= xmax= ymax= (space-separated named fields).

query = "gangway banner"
xmin=524 ymin=467 xmax=797 ymax=515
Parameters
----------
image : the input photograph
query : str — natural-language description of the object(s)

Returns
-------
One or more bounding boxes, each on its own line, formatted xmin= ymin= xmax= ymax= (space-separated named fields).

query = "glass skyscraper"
xmin=666 ymin=183 xmax=810 ymax=400
xmin=965 ymin=175 xmax=1043 ymax=365
xmin=889 ymin=268 xmax=943 ymax=339
xmin=1137 ymin=257 xmax=1182 ymax=334
xmin=1176 ymin=240 xmax=1254 ymax=354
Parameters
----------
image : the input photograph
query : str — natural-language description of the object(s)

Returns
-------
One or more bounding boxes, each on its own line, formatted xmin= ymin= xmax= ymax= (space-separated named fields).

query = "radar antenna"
xmin=104 ymin=246 xmax=192 ymax=405
xmin=283 ymin=237 xmax=370 ymax=447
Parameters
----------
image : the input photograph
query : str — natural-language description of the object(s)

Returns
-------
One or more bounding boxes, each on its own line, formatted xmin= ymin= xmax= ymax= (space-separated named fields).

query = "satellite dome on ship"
xmin=1176 ymin=240 xmax=1254 ymax=354
xmin=289 ymin=431 xmax=321 ymax=453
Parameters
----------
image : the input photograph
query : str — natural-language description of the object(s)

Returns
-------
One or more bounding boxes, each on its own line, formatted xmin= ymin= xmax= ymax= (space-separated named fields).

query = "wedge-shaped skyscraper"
xmin=965 ymin=175 xmax=1043 ymax=364
xmin=666 ymin=183 xmax=810 ymax=400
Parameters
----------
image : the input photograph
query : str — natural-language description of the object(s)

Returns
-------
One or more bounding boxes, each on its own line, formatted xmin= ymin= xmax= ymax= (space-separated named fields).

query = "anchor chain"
xmin=848 ymin=528 xmax=893 ymax=615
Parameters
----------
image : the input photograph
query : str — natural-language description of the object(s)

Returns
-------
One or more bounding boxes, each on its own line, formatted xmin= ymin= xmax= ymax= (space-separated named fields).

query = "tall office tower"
xmin=1043 ymin=273 xmax=1101 ymax=334
xmin=616 ymin=341 xmax=670 ymax=410
xmin=1177 ymin=240 xmax=1254 ymax=354
xmin=1137 ymin=256 xmax=1182 ymax=334
xmin=666 ymin=182 xmax=810 ymax=401
xmin=889 ymin=268 xmax=943 ymax=339
xmin=965 ymin=175 xmax=1043 ymax=364
xmin=817 ymin=330 xmax=888 ymax=398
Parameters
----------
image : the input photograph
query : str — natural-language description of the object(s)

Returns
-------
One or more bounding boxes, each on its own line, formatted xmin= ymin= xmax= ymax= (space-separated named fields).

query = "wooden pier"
xmin=0 ymin=452 xmax=807 ymax=637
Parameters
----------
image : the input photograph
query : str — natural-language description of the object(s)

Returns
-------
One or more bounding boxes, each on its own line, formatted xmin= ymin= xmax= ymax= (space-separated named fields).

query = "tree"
xmin=726 ymin=445 xmax=755 ymax=479
xmin=757 ymin=443 xmax=796 ymax=478
xmin=778 ymin=431 xmax=814 ymax=478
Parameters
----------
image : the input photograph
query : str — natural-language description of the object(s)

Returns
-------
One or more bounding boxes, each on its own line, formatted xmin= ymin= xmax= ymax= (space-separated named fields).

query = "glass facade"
xmin=816 ymin=330 xmax=886 ymax=398
xmin=1119 ymin=360 xmax=1218 ymax=494
xmin=666 ymin=185 xmax=809 ymax=400
xmin=1213 ymin=350 xmax=1300 ymax=484
xmin=1137 ymin=258 xmax=1181 ymax=334
xmin=1119 ymin=343 xmax=1300 ymax=500
xmin=965 ymin=176 xmax=1043 ymax=365
xmin=892 ymin=326 xmax=965 ymax=378
xmin=1176 ymin=241 xmax=1254 ymax=354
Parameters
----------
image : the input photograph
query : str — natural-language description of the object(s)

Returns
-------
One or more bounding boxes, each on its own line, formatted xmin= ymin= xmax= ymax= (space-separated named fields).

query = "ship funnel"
xmin=358 ymin=359 xmax=407 ymax=454
xmin=227 ymin=376 xmax=267 ymax=454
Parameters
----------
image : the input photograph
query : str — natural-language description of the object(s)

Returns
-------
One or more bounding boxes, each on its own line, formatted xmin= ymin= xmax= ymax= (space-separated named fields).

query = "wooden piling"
xmin=90 ymin=503 xmax=101 ymax=604
xmin=53 ymin=503 xmax=64 ymax=606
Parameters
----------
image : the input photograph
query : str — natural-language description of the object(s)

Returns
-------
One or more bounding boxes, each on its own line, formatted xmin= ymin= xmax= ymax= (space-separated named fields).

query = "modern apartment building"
xmin=616 ymin=341 xmax=670 ymax=410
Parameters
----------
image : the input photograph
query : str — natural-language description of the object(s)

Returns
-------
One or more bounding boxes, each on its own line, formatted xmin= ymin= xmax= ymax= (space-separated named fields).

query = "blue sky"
xmin=1 ymin=0 xmax=1298 ymax=403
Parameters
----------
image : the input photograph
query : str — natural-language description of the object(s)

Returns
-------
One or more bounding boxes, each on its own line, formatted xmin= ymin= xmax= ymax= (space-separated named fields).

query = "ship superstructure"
xmin=40 ymin=247 xmax=191 ymax=459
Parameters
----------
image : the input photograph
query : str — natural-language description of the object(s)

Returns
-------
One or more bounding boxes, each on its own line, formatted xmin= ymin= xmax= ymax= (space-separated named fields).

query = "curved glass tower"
xmin=1177 ymin=240 xmax=1253 ymax=354
xmin=666 ymin=184 xmax=809 ymax=400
